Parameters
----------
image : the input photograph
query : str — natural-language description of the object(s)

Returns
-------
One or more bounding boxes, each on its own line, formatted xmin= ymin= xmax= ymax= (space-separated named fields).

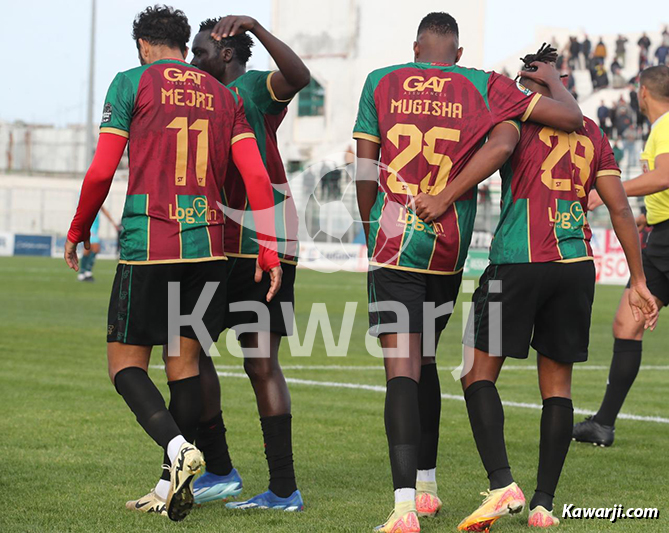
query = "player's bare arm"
xmin=414 ymin=122 xmax=519 ymax=224
xmin=520 ymin=61 xmax=583 ymax=132
xmin=211 ymin=15 xmax=310 ymax=100
xmin=596 ymin=175 xmax=659 ymax=330
xmin=232 ymin=136 xmax=283 ymax=301
xmin=589 ymin=154 xmax=669 ymax=209
xmin=355 ymin=139 xmax=381 ymax=242
xmin=65 ymin=133 xmax=127 ymax=271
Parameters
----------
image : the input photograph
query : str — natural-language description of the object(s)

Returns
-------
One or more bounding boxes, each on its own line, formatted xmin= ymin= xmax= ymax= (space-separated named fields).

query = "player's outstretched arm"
xmin=65 ymin=133 xmax=127 ymax=271
xmin=414 ymin=122 xmax=519 ymax=224
xmin=521 ymin=62 xmax=583 ymax=132
xmin=355 ymin=139 xmax=381 ymax=243
xmin=211 ymin=15 xmax=310 ymax=100
xmin=231 ymin=137 xmax=282 ymax=301
xmin=589 ymin=154 xmax=669 ymax=209
xmin=597 ymin=175 xmax=659 ymax=330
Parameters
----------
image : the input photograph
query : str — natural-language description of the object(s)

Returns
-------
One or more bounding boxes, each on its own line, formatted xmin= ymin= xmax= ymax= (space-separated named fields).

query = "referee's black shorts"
xmin=627 ymin=219 xmax=669 ymax=306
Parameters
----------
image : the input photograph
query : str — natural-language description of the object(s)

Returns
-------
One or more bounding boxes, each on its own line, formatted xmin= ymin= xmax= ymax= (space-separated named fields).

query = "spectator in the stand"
xmin=638 ymin=32 xmax=651 ymax=53
xmin=569 ymin=36 xmax=581 ymax=69
xmin=630 ymin=86 xmax=640 ymax=121
xmin=592 ymin=61 xmax=610 ymax=90
xmin=582 ymin=34 xmax=592 ymax=65
xmin=612 ymin=139 xmax=624 ymax=165
xmin=594 ymin=37 xmax=607 ymax=62
xmin=611 ymin=57 xmax=625 ymax=87
xmin=616 ymin=34 xmax=629 ymax=67
xmin=655 ymin=44 xmax=669 ymax=66
xmin=615 ymin=101 xmax=633 ymax=139
xmin=623 ymin=125 xmax=640 ymax=172
xmin=610 ymin=102 xmax=618 ymax=138
xmin=598 ymin=100 xmax=610 ymax=132
xmin=640 ymin=46 xmax=650 ymax=72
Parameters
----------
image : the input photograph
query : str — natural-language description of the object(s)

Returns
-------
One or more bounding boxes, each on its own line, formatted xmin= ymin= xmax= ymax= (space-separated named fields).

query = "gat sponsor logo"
xmin=164 ymin=67 xmax=205 ymax=85
xmin=548 ymin=201 xmax=588 ymax=230
xmin=398 ymin=208 xmax=445 ymax=235
xmin=403 ymin=75 xmax=451 ymax=92
xmin=169 ymin=197 xmax=218 ymax=225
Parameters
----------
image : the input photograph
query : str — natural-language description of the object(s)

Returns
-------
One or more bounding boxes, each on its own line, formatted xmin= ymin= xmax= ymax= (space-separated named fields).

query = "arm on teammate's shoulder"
xmin=621 ymin=153 xmax=669 ymax=197
xmin=597 ymin=174 xmax=659 ymax=329
xmin=355 ymin=139 xmax=381 ymax=242
xmin=414 ymin=121 xmax=519 ymax=224
xmin=520 ymin=62 xmax=583 ymax=132
xmin=212 ymin=15 xmax=310 ymax=100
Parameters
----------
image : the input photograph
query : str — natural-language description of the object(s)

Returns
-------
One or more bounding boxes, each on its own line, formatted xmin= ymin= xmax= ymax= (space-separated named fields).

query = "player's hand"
xmin=517 ymin=61 xmax=560 ymax=86
xmin=413 ymin=193 xmax=449 ymax=224
xmin=628 ymin=282 xmax=659 ymax=331
xmin=636 ymin=213 xmax=648 ymax=232
xmin=211 ymin=15 xmax=257 ymax=38
xmin=588 ymin=190 xmax=604 ymax=211
xmin=64 ymin=239 xmax=89 ymax=271
xmin=255 ymin=259 xmax=283 ymax=302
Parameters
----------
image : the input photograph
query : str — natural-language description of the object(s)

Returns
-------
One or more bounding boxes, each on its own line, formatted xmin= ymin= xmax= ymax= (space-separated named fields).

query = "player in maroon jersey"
xmin=64 ymin=6 xmax=282 ymax=521
xmin=354 ymin=13 xmax=585 ymax=532
xmin=133 ymin=14 xmax=309 ymax=513
xmin=413 ymin=44 xmax=657 ymax=530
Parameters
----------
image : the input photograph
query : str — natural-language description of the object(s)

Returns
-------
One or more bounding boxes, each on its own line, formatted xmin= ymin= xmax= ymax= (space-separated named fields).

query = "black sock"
xmin=261 ymin=414 xmax=297 ymax=498
xmin=464 ymin=380 xmax=513 ymax=490
xmin=114 ymin=367 xmax=180 ymax=449
xmin=531 ymin=397 xmax=573 ymax=512
xmin=385 ymin=377 xmax=420 ymax=490
xmin=159 ymin=375 xmax=202 ymax=480
xmin=417 ymin=364 xmax=441 ymax=471
xmin=594 ymin=339 xmax=642 ymax=427
xmin=196 ymin=411 xmax=233 ymax=476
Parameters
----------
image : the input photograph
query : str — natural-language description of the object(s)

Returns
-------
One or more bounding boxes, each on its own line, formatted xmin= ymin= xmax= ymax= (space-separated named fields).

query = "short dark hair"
xmin=417 ymin=12 xmax=459 ymax=38
xmin=132 ymin=5 xmax=190 ymax=53
xmin=199 ymin=18 xmax=254 ymax=64
xmin=640 ymin=65 xmax=669 ymax=100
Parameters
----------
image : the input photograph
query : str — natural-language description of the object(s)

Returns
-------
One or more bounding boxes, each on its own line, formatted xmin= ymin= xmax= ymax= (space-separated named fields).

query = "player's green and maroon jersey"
xmin=224 ymin=70 xmax=299 ymax=263
xmin=489 ymin=117 xmax=621 ymax=264
xmin=100 ymin=59 xmax=255 ymax=264
xmin=353 ymin=62 xmax=541 ymax=274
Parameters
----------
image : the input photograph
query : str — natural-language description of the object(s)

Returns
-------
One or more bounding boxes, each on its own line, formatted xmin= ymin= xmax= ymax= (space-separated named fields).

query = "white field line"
xmin=209 ymin=364 xmax=669 ymax=371
xmin=214 ymin=371 xmax=669 ymax=425
xmin=148 ymin=364 xmax=669 ymax=424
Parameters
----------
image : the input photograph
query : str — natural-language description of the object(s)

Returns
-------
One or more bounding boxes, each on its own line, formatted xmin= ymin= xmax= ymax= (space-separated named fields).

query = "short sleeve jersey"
xmin=489 ymin=117 xmax=621 ymax=264
xmin=101 ymin=59 xmax=255 ymax=264
xmin=642 ymin=112 xmax=669 ymax=225
xmin=353 ymin=62 xmax=541 ymax=274
xmin=224 ymin=70 xmax=299 ymax=263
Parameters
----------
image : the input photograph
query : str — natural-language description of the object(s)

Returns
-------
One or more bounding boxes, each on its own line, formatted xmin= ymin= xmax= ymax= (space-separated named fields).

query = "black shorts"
xmin=107 ymin=261 xmax=227 ymax=346
xmin=367 ymin=267 xmax=462 ymax=336
xmin=628 ymin=220 xmax=669 ymax=306
xmin=465 ymin=261 xmax=596 ymax=363
xmin=224 ymin=258 xmax=296 ymax=337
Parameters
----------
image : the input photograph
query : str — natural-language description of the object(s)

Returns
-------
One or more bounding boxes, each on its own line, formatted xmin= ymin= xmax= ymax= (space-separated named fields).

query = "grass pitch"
xmin=0 ymin=256 xmax=667 ymax=532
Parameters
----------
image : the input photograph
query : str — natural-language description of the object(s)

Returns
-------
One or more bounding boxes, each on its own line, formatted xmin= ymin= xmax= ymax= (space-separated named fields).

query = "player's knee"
xmin=612 ymin=311 xmax=644 ymax=339
xmin=243 ymin=357 xmax=280 ymax=383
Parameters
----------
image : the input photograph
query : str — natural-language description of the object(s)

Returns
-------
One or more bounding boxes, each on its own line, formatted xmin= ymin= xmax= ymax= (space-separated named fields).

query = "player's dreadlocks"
xmin=520 ymin=43 xmax=558 ymax=71
xmin=199 ymin=18 xmax=254 ymax=65
xmin=132 ymin=5 xmax=190 ymax=53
